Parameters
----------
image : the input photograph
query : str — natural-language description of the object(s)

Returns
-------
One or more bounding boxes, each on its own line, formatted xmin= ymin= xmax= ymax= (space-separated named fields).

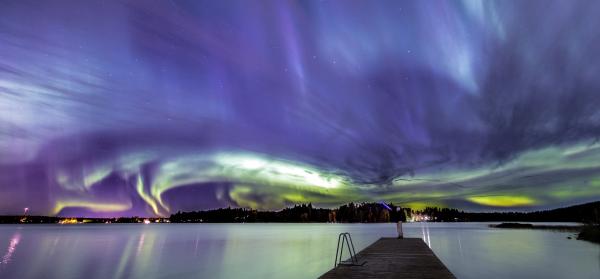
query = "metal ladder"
xmin=334 ymin=232 xmax=364 ymax=267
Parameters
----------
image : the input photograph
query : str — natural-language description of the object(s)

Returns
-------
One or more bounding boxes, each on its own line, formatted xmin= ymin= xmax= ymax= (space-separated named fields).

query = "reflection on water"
xmin=421 ymin=223 xmax=431 ymax=248
xmin=1 ymin=232 xmax=20 ymax=266
xmin=0 ymin=223 xmax=598 ymax=279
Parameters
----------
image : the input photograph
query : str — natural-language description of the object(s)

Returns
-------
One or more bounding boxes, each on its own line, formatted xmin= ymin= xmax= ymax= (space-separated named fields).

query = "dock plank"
xmin=319 ymin=238 xmax=456 ymax=279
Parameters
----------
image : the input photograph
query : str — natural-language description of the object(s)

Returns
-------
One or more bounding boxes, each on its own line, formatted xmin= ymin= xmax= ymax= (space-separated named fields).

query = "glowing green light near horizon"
xmin=53 ymin=200 xmax=132 ymax=215
xmin=136 ymin=175 xmax=161 ymax=216
xmin=135 ymin=151 xmax=349 ymax=215
xmin=49 ymin=141 xmax=600 ymax=216
xmin=386 ymin=141 xmax=600 ymax=209
xmin=467 ymin=195 xmax=537 ymax=207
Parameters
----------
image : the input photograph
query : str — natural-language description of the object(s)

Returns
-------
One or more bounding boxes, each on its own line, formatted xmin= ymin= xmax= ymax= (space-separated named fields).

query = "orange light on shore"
xmin=59 ymin=219 xmax=78 ymax=224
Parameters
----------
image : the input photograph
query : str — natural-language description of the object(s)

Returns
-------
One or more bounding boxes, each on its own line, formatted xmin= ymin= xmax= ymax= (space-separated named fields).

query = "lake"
xmin=0 ymin=223 xmax=598 ymax=279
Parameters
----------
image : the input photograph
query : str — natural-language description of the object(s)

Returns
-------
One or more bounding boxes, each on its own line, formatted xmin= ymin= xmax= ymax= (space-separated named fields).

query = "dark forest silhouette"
xmin=1 ymin=201 xmax=598 ymax=224
xmin=170 ymin=201 xmax=600 ymax=224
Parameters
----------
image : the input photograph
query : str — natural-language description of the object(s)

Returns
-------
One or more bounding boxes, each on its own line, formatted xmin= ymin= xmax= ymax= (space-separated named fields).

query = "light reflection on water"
xmin=421 ymin=222 xmax=431 ymax=248
xmin=0 ymin=223 xmax=598 ymax=279
xmin=1 ymin=232 xmax=20 ymax=266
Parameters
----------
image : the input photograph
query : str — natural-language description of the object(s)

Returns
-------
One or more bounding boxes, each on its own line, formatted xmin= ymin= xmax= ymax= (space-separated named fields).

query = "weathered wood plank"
xmin=319 ymin=238 xmax=456 ymax=279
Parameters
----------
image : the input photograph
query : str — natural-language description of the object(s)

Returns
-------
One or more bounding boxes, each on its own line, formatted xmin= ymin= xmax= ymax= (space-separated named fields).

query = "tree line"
xmin=170 ymin=202 xmax=409 ymax=223
xmin=170 ymin=201 xmax=600 ymax=224
xmin=1 ymin=201 xmax=597 ymax=224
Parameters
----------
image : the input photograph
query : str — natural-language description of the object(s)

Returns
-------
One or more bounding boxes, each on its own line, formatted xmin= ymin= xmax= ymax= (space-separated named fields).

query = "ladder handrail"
xmin=334 ymin=232 xmax=359 ymax=267
xmin=334 ymin=233 xmax=343 ymax=267
xmin=346 ymin=233 xmax=358 ymax=261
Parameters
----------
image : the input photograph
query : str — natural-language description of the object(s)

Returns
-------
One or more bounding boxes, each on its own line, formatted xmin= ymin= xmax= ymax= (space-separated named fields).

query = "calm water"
xmin=0 ymin=223 xmax=598 ymax=279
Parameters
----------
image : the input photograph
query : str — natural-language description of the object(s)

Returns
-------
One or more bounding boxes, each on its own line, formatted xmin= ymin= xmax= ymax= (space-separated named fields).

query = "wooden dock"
xmin=319 ymin=238 xmax=456 ymax=279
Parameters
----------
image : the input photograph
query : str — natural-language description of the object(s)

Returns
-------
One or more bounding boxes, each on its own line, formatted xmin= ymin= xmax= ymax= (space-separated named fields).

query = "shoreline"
xmin=491 ymin=222 xmax=600 ymax=244
xmin=489 ymin=222 xmax=582 ymax=231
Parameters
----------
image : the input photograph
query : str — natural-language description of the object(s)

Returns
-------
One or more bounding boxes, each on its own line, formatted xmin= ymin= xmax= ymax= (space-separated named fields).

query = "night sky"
xmin=1 ymin=0 xmax=600 ymax=217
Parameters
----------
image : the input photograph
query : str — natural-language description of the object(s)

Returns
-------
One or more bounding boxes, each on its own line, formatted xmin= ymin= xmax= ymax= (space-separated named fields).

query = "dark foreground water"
xmin=0 ymin=223 xmax=598 ymax=279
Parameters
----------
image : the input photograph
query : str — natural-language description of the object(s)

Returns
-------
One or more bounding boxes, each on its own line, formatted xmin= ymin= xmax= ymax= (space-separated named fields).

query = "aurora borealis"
xmin=1 ymin=0 xmax=600 ymax=217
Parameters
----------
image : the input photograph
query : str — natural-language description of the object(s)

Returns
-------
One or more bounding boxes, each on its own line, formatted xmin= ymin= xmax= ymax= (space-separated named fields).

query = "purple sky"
xmin=1 ymin=0 xmax=600 ymax=216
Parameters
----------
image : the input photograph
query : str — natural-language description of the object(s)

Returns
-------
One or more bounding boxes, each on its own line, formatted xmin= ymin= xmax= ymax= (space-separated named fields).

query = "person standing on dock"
xmin=397 ymin=220 xmax=404 ymax=239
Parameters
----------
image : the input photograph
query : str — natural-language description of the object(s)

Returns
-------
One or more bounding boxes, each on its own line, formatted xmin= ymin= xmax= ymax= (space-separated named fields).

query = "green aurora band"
xmin=50 ymin=141 xmax=600 ymax=216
